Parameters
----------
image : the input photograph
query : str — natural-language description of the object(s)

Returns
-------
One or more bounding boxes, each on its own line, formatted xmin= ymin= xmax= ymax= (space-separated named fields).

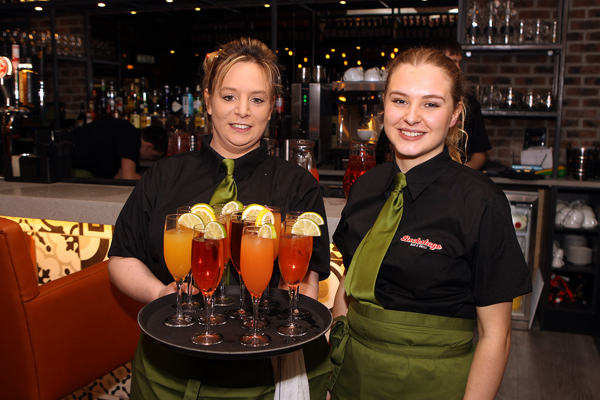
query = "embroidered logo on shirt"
xmin=400 ymin=235 xmax=442 ymax=251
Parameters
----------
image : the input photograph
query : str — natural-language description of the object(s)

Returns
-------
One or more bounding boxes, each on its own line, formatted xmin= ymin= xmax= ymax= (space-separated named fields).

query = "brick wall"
xmin=463 ymin=0 xmax=600 ymax=168
xmin=30 ymin=15 xmax=87 ymax=117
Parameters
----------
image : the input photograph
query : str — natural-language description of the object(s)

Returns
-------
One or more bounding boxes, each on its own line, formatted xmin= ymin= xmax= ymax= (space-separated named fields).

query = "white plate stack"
xmin=566 ymin=245 xmax=593 ymax=266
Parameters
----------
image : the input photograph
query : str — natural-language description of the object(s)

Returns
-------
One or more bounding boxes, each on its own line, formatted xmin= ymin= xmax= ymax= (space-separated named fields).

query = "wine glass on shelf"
xmin=277 ymin=220 xmax=313 ymax=337
xmin=258 ymin=205 xmax=281 ymax=311
xmin=163 ymin=214 xmax=195 ymax=327
xmin=225 ymin=211 xmax=251 ymax=319
xmin=178 ymin=206 xmax=202 ymax=312
xmin=239 ymin=225 xmax=275 ymax=347
xmin=212 ymin=203 xmax=236 ymax=307
xmin=191 ymin=222 xmax=226 ymax=345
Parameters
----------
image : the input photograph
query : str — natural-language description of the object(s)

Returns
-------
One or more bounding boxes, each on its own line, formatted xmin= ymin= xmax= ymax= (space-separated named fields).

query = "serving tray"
xmin=138 ymin=286 xmax=332 ymax=360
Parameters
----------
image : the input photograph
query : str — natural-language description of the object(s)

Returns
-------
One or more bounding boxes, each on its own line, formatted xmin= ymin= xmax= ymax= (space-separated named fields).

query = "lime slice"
xmin=242 ymin=203 xmax=265 ymax=220
xmin=204 ymin=221 xmax=227 ymax=240
xmin=258 ymin=223 xmax=277 ymax=239
xmin=178 ymin=212 xmax=204 ymax=230
xmin=191 ymin=203 xmax=216 ymax=223
xmin=255 ymin=208 xmax=275 ymax=226
xmin=291 ymin=219 xmax=321 ymax=236
xmin=298 ymin=211 xmax=325 ymax=225
xmin=223 ymin=200 xmax=243 ymax=214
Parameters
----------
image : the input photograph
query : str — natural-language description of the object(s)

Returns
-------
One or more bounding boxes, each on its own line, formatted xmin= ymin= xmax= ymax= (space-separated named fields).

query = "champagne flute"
xmin=277 ymin=220 xmax=313 ymax=337
xmin=163 ymin=214 xmax=195 ymax=327
xmin=197 ymin=214 xmax=228 ymax=326
xmin=191 ymin=223 xmax=225 ymax=345
xmin=239 ymin=225 xmax=274 ymax=347
xmin=259 ymin=205 xmax=281 ymax=310
xmin=213 ymin=204 xmax=235 ymax=306
xmin=225 ymin=211 xmax=251 ymax=319
xmin=177 ymin=205 xmax=201 ymax=312
xmin=283 ymin=211 xmax=312 ymax=320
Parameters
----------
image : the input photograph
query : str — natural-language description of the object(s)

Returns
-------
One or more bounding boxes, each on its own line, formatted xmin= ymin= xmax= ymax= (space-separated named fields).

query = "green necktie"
xmin=345 ymin=172 xmax=407 ymax=308
xmin=209 ymin=159 xmax=237 ymax=205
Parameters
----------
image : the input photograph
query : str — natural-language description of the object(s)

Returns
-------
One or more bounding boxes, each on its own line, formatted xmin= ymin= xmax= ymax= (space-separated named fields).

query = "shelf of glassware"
xmin=462 ymin=44 xmax=562 ymax=53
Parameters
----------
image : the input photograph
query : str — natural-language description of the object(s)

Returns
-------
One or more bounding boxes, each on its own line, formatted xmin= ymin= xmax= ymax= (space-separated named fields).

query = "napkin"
xmin=271 ymin=350 xmax=310 ymax=400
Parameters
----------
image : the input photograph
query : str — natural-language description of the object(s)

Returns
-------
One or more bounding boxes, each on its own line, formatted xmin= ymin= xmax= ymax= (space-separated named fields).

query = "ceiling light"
xmin=303 ymin=57 xmax=308 ymax=62
xmin=325 ymin=54 xmax=330 ymax=59
xmin=166 ymin=0 xmax=173 ymax=3
xmin=130 ymin=11 xmax=136 ymax=14
xmin=340 ymin=1 xmax=346 ymax=4
xmin=356 ymin=46 xmax=361 ymax=50
xmin=98 ymin=3 xmax=105 ymax=7
xmin=288 ymin=50 xmax=293 ymax=56
xmin=357 ymin=61 xmax=361 ymax=65
xmin=195 ymin=7 xmax=201 ymax=11
xmin=264 ymin=4 xmax=270 ymax=7
xmin=170 ymin=50 xmax=175 ymax=54
xmin=297 ymin=64 xmax=302 ymax=69
xmin=35 ymin=6 xmax=43 ymax=11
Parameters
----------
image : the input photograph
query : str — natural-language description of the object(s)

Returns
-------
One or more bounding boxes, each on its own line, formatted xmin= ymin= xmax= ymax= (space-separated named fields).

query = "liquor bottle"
xmin=138 ymin=77 xmax=148 ymax=113
xmin=126 ymin=83 xmax=137 ymax=116
xmin=76 ymin=100 xmax=86 ymax=127
xmin=150 ymin=89 xmax=160 ymax=115
xmin=171 ymin=85 xmax=182 ymax=116
xmin=182 ymin=86 xmax=193 ymax=117
xmin=106 ymin=81 xmax=116 ymax=115
xmin=162 ymin=85 xmax=171 ymax=115
xmin=194 ymin=94 xmax=206 ymax=134
xmin=86 ymin=98 xmax=95 ymax=123
xmin=115 ymin=87 xmax=124 ymax=118
xmin=140 ymin=103 xmax=151 ymax=128
xmin=98 ymin=79 xmax=107 ymax=116
xmin=130 ymin=109 xmax=140 ymax=129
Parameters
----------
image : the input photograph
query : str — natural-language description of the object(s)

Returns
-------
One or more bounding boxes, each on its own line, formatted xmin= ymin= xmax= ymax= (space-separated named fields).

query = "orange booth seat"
xmin=0 ymin=217 xmax=144 ymax=400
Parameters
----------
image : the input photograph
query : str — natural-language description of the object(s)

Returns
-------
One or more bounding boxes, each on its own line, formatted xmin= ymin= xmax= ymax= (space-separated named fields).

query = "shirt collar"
xmin=404 ymin=147 xmax=452 ymax=200
xmin=200 ymin=134 xmax=268 ymax=183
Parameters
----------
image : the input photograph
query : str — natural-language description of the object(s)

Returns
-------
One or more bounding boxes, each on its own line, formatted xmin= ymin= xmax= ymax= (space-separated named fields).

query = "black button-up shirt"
xmin=110 ymin=135 xmax=330 ymax=286
xmin=334 ymin=148 xmax=531 ymax=319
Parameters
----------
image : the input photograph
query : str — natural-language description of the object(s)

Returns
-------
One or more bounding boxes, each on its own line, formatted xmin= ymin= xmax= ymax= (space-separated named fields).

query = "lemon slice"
xmin=298 ymin=211 xmax=325 ymax=225
xmin=291 ymin=219 xmax=321 ymax=236
xmin=191 ymin=203 xmax=216 ymax=223
xmin=178 ymin=212 xmax=204 ymax=230
xmin=258 ymin=223 xmax=277 ymax=239
xmin=223 ymin=200 xmax=243 ymax=214
xmin=204 ymin=221 xmax=227 ymax=240
xmin=255 ymin=208 xmax=275 ymax=226
xmin=241 ymin=203 xmax=265 ymax=220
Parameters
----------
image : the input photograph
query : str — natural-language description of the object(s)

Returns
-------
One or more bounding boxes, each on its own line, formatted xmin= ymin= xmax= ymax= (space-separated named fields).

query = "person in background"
xmin=328 ymin=47 xmax=531 ymax=400
xmin=72 ymin=117 xmax=168 ymax=180
xmin=424 ymin=36 xmax=491 ymax=170
xmin=108 ymin=37 xmax=331 ymax=399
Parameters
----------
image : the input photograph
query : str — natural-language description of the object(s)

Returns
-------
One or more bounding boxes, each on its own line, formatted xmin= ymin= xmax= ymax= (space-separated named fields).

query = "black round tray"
xmin=138 ymin=286 xmax=332 ymax=360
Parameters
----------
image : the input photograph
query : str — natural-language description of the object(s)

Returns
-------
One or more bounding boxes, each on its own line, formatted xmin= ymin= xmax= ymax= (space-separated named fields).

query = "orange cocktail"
xmin=239 ymin=225 xmax=274 ymax=347
xmin=163 ymin=214 xmax=195 ymax=328
xmin=164 ymin=227 xmax=194 ymax=279
xmin=279 ymin=234 xmax=312 ymax=286
xmin=277 ymin=220 xmax=314 ymax=337
xmin=240 ymin=232 xmax=273 ymax=296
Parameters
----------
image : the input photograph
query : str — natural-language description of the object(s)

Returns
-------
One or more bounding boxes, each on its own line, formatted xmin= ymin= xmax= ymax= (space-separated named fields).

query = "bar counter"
xmin=0 ymin=179 xmax=348 ymax=241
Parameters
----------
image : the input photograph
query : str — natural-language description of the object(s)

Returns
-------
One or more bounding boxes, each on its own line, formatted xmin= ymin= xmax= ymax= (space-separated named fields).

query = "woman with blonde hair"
xmin=328 ymin=47 xmax=531 ymax=400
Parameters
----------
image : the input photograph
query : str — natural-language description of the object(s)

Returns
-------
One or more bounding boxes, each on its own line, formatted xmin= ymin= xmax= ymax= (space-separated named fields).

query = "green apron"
xmin=329 ymin=213 xmax=476 ymax=399
xmin=131 ymin=332 xmax=331 ymax=400
xmin=328 ymin=301 xmax=475 ymax=400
